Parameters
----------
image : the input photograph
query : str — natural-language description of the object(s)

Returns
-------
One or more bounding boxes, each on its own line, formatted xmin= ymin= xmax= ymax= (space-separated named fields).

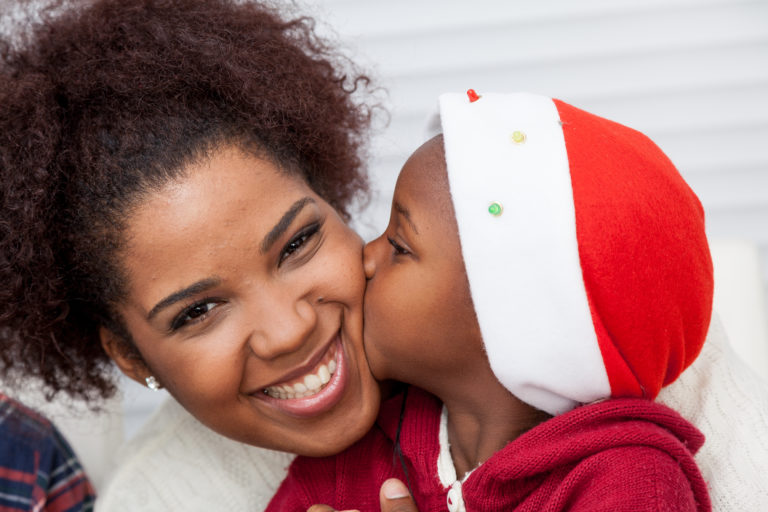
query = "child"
xmin=267 ymin=92 xmax=713 ymax=511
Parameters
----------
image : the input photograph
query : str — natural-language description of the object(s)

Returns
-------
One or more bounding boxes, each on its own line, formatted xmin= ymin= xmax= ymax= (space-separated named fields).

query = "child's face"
xmin=363 ymin=136 xmax=485 ymax=393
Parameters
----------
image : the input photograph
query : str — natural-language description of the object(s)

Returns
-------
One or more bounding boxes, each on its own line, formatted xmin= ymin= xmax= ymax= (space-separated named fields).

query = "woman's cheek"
xmin=154 ymin=330 xmax=243 ymax=392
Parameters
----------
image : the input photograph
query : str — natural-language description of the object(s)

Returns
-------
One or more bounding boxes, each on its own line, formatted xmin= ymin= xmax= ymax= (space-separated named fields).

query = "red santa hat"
xmin=438 ymin=91 xmax=713 ymax=415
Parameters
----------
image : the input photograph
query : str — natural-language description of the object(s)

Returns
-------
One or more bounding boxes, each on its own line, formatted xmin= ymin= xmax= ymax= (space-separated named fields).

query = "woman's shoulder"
xmin=97 ymin=397 xmax=294 ymax=512
xmin=658 ymin=314 xmax=768 ymax=510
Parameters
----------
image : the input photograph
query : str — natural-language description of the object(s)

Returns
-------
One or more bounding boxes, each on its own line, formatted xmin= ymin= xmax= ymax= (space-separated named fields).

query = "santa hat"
xmin=438 ymin=91 xmax=713 ymax=415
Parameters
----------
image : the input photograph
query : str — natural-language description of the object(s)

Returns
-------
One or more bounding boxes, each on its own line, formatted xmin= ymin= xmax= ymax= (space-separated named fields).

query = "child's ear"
xmin=100 ymin=326 xmax=148 ymax=385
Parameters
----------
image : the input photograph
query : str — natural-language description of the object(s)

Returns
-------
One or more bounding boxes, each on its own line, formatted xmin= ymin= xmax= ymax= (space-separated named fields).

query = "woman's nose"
xmin=247 ymin=292 xmax=317 ymax=360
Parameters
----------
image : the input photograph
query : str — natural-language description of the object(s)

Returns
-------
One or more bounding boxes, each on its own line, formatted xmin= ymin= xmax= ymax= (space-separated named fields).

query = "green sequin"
xmin=488 ymin=202 xmax=503 ymax=216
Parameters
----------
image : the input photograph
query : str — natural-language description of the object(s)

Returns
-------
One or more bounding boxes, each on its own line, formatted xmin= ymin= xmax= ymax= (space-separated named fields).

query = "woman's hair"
xmin=0 ymin=0 xmax=377 ymax=401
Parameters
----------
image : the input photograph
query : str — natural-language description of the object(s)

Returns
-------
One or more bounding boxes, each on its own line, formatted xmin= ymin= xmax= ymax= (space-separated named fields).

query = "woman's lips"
xmin=254 ymin=334 xmax=349 ymax=417
xmin=263 ymin=345 xmax=338 ymax=399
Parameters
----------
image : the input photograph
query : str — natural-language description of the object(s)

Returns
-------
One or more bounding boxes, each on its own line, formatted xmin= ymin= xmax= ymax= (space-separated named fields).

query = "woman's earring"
xmin=145 ymin=376 xmax=160 ymax=391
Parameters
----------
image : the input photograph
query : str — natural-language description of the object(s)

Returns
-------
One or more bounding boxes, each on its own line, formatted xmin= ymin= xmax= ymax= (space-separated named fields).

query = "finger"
xmin=379 ymin=478 xmax=419 ymax=512
xmin=306 ymin=506 xmax=360 ymax=512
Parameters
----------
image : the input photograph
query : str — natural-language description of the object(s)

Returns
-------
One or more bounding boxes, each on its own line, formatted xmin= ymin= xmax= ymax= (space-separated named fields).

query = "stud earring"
xmin=145 ymin=376 xmax=160 ymax=391
xmin=317 ymin=297 xmax=325 ymax=303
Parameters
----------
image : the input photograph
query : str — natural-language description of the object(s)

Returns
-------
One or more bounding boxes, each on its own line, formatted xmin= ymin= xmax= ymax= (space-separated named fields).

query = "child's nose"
xmin=362 ymin=238 xmax=379 ymax=280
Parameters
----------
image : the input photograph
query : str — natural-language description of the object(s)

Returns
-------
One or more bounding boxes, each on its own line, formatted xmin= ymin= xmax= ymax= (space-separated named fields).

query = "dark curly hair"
xmin=0 ymin=0 xmax=377 ymax=402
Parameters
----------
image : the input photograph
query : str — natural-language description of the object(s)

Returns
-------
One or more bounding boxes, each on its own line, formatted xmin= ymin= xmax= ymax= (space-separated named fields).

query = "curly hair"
xmin=0 ymin=0 xmax=377 ymax=402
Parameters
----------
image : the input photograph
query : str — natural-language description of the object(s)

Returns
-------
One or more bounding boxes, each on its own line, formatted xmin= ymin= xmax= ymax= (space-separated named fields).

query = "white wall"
xmin=300 ymin=0 xmax=768 ymax=247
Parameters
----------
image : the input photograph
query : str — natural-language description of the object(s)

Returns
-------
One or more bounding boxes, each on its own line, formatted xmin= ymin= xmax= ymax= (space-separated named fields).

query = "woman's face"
xmin=106 ymin=146 xmax=380 ymax=456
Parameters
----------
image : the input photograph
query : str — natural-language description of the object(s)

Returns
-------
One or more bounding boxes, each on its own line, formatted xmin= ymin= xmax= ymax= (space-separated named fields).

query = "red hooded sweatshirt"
xmin=268 ymin=387 xmax=710 ymax=512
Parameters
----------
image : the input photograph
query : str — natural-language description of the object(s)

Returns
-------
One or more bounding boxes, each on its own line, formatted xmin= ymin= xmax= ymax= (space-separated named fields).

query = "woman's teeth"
xmin=263 ymin=359 xmax=337 ymax=399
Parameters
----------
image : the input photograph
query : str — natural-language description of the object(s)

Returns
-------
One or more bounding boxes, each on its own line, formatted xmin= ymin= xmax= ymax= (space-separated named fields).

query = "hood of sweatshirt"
xmin=378 ymin=387 xmax=709 ymax=511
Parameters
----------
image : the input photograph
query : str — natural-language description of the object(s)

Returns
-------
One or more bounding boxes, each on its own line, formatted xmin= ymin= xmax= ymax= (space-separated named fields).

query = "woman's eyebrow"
xmin=260 ymin=197 xmax=316 ymax=254
xmin=147 ymin=277 xmax=221 ymax=320
xmin=146 ymin=197 xmax=314 ymax=321
xmin=394 ymin=201 xmax=418 ymax=234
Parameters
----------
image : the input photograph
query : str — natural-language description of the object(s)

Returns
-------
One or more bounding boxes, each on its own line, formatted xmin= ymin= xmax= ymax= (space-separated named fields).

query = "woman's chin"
xmin=303 ymin=405 xmax=379 ymax=456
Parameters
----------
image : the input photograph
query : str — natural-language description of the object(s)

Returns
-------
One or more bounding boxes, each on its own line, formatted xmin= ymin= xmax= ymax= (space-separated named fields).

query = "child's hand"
xmin=305 ymin=478 xmax=419 ymax=512
xmin=306 ymin=507 xmax=359 ymax=512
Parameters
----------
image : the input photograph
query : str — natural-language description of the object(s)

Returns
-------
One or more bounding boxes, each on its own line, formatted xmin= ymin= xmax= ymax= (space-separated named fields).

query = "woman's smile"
xmin=257 ymin=331 xmax=348 ymax=416
xmin=260 ymin=335 xmax=339 ymax=399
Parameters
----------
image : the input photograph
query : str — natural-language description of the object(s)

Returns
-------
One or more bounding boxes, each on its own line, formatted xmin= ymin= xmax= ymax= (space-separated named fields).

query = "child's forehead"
xmin=396 ymin=135 xmax=449 ymax=198
xmin=394 ymin=135 xmax=456 ymax=228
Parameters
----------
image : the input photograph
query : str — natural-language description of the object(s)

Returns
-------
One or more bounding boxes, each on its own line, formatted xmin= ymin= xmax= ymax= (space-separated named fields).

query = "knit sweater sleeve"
xmin=556 ymin=445 xmax=703 ymax=511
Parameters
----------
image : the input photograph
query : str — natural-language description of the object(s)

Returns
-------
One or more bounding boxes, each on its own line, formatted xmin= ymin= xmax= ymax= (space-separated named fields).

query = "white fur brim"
xmin=439 ymin=92 xmax=611 ymax=415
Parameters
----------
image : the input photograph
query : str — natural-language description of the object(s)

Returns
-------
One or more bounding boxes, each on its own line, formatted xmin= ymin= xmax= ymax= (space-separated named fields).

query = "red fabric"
xmin=554 ymin=99 xmax=713 ymax=399
xmin=267 ymin=388 xmax=710 ymax=512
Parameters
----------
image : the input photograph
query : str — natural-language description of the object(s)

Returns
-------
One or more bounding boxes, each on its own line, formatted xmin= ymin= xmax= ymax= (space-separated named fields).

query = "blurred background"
xmin=3 ymin=0 xmax=768 ymax=491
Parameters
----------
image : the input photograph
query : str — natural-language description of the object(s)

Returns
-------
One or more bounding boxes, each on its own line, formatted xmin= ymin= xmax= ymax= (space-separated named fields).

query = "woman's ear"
xmin=100 ymin=326 xmax=148 ymax=386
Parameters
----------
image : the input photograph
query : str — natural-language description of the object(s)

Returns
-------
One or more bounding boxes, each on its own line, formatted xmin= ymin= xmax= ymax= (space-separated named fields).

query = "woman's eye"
xmin=171 ymin=301 xmax=219 ymax=331
xmin=387 ymin=236 xmax=410 ymax=256
xmin=279 ymin=222 xmax=320 ymax=265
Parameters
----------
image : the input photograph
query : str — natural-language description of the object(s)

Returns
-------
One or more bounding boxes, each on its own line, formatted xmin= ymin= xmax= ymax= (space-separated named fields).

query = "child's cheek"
xmin=361 ymin=270 xmax=397 ymax=380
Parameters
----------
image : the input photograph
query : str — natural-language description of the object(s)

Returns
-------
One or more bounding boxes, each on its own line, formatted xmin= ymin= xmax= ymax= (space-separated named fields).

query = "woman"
xmin=1 ymin=0 xmax=381 ymax=507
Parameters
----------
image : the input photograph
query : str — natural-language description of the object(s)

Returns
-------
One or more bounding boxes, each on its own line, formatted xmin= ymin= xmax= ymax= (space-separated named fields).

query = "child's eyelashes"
xmin=279 ymin=221 xmax=321 ymax=265
xmin=387 ymin=236 xmax=411 ymax=256
xmin=170 ymin=299 xmax=225 ymax=331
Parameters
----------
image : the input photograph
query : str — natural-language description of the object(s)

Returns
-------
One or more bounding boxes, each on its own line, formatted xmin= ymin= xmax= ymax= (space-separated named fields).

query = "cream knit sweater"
xmin=95 ymin=397 xmax=294 ymax=511
xmin=658 ymin=314 xmax=768 ymax=510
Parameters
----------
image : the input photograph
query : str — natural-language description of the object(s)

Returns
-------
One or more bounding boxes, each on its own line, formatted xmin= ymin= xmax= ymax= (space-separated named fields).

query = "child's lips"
xmin=252 ymin=334 xmax=349 ymax=417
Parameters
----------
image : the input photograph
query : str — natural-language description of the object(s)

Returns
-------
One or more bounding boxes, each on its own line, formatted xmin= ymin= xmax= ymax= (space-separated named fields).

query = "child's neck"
xmin=440 ymin=373 xmax=550 ymax=478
